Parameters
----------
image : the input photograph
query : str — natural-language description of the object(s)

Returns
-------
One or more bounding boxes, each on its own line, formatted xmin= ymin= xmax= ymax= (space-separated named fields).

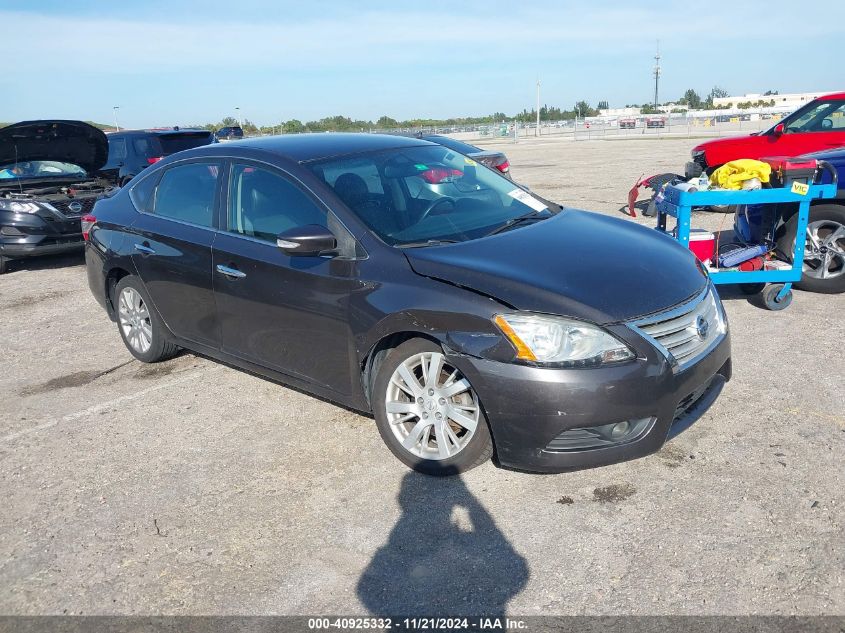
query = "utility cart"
xmin=655 ymin=162 xmax=838 ymax=310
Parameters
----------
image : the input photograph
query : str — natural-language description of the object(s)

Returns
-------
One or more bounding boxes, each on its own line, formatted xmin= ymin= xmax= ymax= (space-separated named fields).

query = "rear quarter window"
xmin=129 ymin=172 xmax=158 ymax=212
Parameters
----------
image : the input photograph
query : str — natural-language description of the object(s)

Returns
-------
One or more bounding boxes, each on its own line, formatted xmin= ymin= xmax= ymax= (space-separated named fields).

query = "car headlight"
xmin=0 ymin=199 xmax=40 ymax=214
xmin=493 ymin=313 xmax=635 ymax=367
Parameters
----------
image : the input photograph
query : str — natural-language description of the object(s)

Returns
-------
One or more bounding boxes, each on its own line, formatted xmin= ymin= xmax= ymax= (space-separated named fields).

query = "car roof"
xmin=216 ymin=133 xmax=433 ymax=163
xmin=107 ymin=128 xmax=211 ymax=137
xmin=819 ymin=92 xmax=845 ymax=101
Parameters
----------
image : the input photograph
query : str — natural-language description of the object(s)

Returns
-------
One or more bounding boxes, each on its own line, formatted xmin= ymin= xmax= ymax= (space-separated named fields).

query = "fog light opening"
xmin=610 ymin=421 xmax=630 ymax=440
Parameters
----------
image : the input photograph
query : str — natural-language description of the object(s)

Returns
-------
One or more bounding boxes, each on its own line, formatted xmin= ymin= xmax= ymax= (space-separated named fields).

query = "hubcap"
xmin=118 ymin=287 xmax=152 ymax=353
xmin=802 ymin=220 xmax=845 ymax=280
xmin=385 ymin=351 xmax=480 ymax=461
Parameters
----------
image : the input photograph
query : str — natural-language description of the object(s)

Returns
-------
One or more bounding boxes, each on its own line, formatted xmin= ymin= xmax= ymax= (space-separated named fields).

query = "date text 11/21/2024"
xmin=307 ymin=617 xmax=528 ymax=630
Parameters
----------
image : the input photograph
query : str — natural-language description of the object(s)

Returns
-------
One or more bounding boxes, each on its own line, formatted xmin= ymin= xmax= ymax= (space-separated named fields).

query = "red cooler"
xmin=688 ymin=229 xmax=715 ymax=265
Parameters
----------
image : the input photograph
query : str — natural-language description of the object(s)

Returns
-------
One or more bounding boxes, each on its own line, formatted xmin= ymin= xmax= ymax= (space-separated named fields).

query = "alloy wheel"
xmin=384 ymin=351 xmax=480 ymax=461
xmin=803 ymin=219 xmax=845 ymax=280
xmin=118 ymin=287 xmax=153 ymax=354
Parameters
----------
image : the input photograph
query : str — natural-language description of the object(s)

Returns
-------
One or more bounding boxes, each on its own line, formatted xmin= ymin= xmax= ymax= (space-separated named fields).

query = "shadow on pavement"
xmin=357 ymin=472 xmax=529 ymax=618
xmin=0 ymin=251 xmax=85 ymax=275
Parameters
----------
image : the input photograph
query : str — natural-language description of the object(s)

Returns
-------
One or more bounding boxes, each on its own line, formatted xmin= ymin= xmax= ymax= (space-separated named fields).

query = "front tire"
xmin=372 ymin=338 xmax=493 ymax=476
xmin=0 ymin=255 xmax=9 ymax=275
xmin=777 ymin=204 xmax=845 ymax=294
xmin=113 ymin=276 xmax=179 ymax=363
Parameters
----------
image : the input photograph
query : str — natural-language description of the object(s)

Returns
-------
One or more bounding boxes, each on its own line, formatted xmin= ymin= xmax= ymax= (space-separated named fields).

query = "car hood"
xmin=693 ymin=134 xmax=755 ymax=153
xmin=799 ymin=147 xmax=845 ymax=162
xmin=0 ymin=120 xmax=109 ymax=174
xmin=404 ymin=210 xmax=708 ymax=324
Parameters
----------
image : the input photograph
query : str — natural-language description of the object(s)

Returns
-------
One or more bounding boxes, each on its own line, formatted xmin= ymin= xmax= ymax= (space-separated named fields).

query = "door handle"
xmin=134 ymin=243 xmax=156 ymax=255
xmin=216 ymin=264 xmax=246 ymax=279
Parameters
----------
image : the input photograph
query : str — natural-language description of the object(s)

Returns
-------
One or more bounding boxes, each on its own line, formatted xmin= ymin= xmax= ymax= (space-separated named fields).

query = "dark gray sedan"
xmin=84 ymin=133 xmax=730 ymax=475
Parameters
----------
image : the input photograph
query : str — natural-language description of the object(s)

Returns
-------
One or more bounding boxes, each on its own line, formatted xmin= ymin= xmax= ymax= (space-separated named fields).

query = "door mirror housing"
xmin=276 ymin=225 xmax=337 ymax=256
xmin=773 ymin=122 xmax=785 ymax=136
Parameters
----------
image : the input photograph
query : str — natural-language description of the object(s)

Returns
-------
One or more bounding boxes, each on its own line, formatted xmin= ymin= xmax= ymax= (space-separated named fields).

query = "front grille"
xmin=629 ymin=286 xmax=725 ymax=371
xmin=47 ymin=197 xmax=97 ymax=217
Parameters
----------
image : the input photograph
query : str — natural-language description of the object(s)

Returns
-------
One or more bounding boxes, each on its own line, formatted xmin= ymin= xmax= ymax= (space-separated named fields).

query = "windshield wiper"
xmin=397 ymin=239 xmax=460 ymax=248
xmin=483 ymin=209 xmax=549 ymax=237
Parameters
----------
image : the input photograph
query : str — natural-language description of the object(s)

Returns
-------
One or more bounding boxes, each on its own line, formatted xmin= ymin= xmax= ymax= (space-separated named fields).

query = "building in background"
xmin=713 ymin=91 xmax=834 ymax=110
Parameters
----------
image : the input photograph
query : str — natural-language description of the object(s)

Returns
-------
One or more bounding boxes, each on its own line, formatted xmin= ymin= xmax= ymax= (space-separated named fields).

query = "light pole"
xmin=653 ymin=40 xmax=661 ymax=109
xmin=535 ymin=78 xmax=541 ymax=137
xmin=113 ymin=106 xmax=120 ymax=131
xmin=235 ymin=107 xmax=241 ymax=128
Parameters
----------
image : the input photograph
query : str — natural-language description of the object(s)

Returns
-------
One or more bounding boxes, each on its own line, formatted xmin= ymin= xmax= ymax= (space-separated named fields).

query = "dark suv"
xmin=102 ymin=128 xmax=216 ymax=186
xmin=215 ymin=126 xmax=244 ymax=141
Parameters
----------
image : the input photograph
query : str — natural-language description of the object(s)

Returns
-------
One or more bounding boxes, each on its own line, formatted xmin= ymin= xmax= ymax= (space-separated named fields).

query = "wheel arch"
xmin=104 ymin=266 xmax=133 ymax=319
xmin=360 ymin=331 xmax=445 ymax=408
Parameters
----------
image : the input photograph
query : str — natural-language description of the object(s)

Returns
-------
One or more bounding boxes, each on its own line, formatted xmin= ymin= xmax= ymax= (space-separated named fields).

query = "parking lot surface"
xmin=1 ymin=136 xmax=843 ymax=616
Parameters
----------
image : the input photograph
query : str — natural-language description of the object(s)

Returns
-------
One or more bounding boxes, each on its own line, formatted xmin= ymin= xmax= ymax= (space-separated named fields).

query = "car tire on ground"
xmin=0 ymin=255 xmax=9 ymax=275
xmin=777 ymin=204 xmax=845 ymax=294
xmin=113 ymin=276 xmax=180 ymax=363
xmin=371 ymin=338 xmax=493 ymax=476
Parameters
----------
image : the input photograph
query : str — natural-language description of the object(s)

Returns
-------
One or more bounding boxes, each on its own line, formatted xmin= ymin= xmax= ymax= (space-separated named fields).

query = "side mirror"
xmin=276 ymin=225 xmax=337 ymax=256
xmin=773 ymin=122 xmax=785 ymax=136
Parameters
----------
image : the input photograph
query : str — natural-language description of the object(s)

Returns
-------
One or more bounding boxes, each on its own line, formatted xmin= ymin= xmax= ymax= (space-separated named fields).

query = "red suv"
xmin=690 ymin=92 xmax=845 ymax=173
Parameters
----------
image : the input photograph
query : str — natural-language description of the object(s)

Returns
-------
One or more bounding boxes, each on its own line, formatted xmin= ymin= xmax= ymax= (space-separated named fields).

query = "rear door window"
xmin=133 ymin=136 xmax=162 ymax=158
xmin=151 ymin=162 xmax=221 ymax=228
xmin=108 ymin=137 xmax=127 ymax=162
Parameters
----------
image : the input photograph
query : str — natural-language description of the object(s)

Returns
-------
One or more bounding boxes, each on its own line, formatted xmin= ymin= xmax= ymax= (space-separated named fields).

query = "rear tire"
xmin=113 ymin=276 xmax=179 ymax=363
xmin=777 ymin=204 xmax=845 ymax=294
xmin=371 ymin=338 xmax=493 ymax=476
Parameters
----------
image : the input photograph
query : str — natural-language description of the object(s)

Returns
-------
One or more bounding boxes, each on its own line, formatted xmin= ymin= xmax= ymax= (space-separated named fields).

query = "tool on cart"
xmin=655 ymin=159 xmax=838 ymax=311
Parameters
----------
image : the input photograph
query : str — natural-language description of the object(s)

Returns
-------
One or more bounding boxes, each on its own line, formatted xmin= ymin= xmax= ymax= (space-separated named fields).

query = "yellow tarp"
xmin=710 ymin=159 xmax=772 ymax=190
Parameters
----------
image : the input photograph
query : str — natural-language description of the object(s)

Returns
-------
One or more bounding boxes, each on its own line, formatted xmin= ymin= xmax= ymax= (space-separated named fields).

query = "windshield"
xmin=310 ymin=145 xmax=556 ymax=246
xmin=0 ymin=161 xmax=87 ymax=180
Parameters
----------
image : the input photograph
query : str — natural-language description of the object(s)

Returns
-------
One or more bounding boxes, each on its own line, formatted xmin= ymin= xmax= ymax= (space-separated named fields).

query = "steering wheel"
xmin=418 ymin=197 xmax=456 ymax=223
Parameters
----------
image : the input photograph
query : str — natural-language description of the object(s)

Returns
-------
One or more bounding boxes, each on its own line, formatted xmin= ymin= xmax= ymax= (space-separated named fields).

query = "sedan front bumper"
xmin=447 ymin=330 xmax=731 ymax=473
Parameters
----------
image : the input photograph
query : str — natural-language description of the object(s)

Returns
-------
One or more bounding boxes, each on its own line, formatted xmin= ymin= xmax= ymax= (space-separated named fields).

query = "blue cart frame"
xmin=656 ymin=182 xmax=838 ymax=309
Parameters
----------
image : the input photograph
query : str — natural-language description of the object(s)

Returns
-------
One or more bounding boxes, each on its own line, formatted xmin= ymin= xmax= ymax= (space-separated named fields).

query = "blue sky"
xmin=3 ymin=0 xmax=844 ymax=128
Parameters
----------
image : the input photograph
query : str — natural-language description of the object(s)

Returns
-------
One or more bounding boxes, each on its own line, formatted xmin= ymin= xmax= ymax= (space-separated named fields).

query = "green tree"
xmin=597 ymin=100 xmax=609 ymax=110
xmin=681 ymin=89 xmax=702 ymax=109
xmin=573 ymin=100 xmax=597 ymax=117
xmin=376 ymin=115 xmax=398 ymax=129
xmin=282 ymin=119 xmax=305 ymax=134
xmin=710 ymin=86 xmax=729 ymax=99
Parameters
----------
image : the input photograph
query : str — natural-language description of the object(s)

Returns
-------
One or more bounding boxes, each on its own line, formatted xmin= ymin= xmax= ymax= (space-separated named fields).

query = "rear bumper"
xmin=0 ymin=210 xmax=83 ymax=258
xmin=447 ymin=331 xmax=731 ymax=473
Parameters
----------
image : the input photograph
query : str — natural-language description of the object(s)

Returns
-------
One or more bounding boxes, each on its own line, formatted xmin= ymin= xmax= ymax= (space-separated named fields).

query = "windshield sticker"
xmin=507 ymin=188 xmax=548 ymax=212
xmin=464 ymin=157 xmax=477 ymax=165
